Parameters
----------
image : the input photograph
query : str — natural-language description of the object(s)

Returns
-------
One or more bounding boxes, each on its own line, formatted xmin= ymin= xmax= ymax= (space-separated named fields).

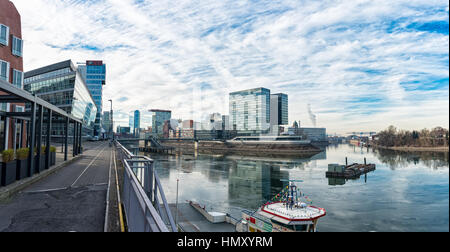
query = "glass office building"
xmin=229 ymin=88 xmax=271 ymax=134
xmin=150 ymin=109 xmax=171 ymax=138
xmin=24 ymin=60 xmax=97 ymax=136
xmin=270 ymin=93 xmax=288 ymax=135
xmin=78 ymin=60 xmax=106 ymax=137
xmin=133 ymin=110 xmax=140 ymax=136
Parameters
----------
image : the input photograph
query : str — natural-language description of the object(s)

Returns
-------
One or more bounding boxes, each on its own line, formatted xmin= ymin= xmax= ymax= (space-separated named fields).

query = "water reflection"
xmin=118 ymin=142 xmax=448 ymax=231
xmin=373 ymin=148 xmax=449 ymax=170
xmin=227 ymin=157 xmax=289 ymax=210
xmin=328 ymin=178 xmax=346 ymax=186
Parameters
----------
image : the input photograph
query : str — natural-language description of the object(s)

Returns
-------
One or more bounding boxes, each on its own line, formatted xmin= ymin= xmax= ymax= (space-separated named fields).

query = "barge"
xmin=326 ymin=159 xmax=376 ymax=179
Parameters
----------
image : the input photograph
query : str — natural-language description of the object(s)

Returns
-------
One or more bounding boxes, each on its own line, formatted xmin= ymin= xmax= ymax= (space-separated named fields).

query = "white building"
xmin=229 ymin=87 xmax=271 ymax=133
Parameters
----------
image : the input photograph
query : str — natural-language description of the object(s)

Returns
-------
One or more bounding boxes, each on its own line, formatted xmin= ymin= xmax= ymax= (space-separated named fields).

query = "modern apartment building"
xmin=229 ymin=87 xmax=271 ymax=134
xmin=150 ymin=109 xmax=171 ymax=138
xmin=77 ymin=60 xmax=106 ymax=137
xmin=0 ymin=0 xmax=25 ymax=151
xmin=24 ymin=60 xmax=97 ymax=137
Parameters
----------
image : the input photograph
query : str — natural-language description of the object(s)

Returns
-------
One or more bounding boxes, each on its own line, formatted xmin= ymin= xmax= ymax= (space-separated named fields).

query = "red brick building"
xmin=0 ymin=0 xmax=26 ymax=151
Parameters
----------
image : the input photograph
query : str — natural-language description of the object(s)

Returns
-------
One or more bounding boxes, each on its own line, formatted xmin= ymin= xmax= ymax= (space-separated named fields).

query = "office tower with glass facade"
xmin=150 ymin=109 xmax=171 ymax=138
xmin=229 ymin=87 xmax=271 ymax=135
xmin=270 ymin=93 xmax=288 ymax=134
xmin=77 ymin=60 xmax=106 ymax=137
xmin=0 ymin=0 xmax=26 ymax=151
xmin=133 ymin=110 xmax=140 ymax=136
xmin=24 ymin=60 xmax=97 ymax=136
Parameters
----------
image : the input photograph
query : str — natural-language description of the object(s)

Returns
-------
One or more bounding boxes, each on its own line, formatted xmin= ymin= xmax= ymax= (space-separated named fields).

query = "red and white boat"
xmin=239 ymin=181 xmax=326 ymax=232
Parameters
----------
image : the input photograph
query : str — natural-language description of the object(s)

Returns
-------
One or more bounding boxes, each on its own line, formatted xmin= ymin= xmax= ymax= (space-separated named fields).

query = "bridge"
xmin=346 ymin=132 xmax=377 ymax=137
xmin=116 ymin=136 xmax=176 ymax=154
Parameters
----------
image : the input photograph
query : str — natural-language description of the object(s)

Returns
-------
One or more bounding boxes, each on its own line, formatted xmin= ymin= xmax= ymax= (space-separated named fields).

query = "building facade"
xmin=150 ymin=109 xmax=171 ymax=138
xmin=287 ymin=127 xmax=327 ymax=142
xmin=133 ymin=110 xmax=140 ymax=136
xmin=270 ymin=93 xmax=288 ymax=135
xmin=24 ymin=60 xmax=97 ymax=137
xmin=270 ymin=93 xmax=288 ymax=125
xmin=0 ymin=0 xmax=25 ymax=151
xmin=229 ymin=87 xmax=271 ymax=135
xmin=77 ymin=60 xmax=106 ymax=137
xmin=117 ymin=126 xmax=130 ymax=134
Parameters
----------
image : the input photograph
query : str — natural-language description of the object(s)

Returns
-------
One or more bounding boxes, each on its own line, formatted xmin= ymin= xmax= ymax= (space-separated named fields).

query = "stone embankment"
xmin=161 ymin=140 xmax=322 ymax=156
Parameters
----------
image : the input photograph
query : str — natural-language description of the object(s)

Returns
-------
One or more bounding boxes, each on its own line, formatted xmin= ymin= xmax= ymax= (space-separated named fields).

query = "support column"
xmin=45 ymin=109 xmax=52 ymax=169
xmin=65 ymin=117 xmax=69 ymax=161
xmin=28 ymin=102 xmax=36 ymax=177
xmin=3 ymin=116 xmax=7 ymax=150
xmin=36 ymin=105 xmax=43 ymax=173
xmin=12 ymin=118 xmax=17 ymax=153
xmin=73 ymin=122 xmax=77 ymax=157
xmin=78 ymin=123 xmax=82 ymax=154
xmin=20 ymin=120 xmax=25 ymax=149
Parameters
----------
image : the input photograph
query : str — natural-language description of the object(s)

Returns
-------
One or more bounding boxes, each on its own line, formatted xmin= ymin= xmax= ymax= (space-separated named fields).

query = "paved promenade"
xmin=0 ymin=141 xmax=114 ymax=232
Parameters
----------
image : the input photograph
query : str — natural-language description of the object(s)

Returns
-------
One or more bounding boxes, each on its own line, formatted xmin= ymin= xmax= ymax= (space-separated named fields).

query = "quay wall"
xmin=160 ymin=140 xmax=322 ymax=156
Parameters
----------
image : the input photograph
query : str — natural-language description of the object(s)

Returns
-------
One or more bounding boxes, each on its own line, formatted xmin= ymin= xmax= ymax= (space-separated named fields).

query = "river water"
xmin=131 ymin=144 xmax=448 ymax=232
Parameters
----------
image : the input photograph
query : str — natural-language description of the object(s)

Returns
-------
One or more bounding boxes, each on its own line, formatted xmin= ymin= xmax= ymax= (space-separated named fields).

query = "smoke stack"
xmin=308 ymin=104 xmax=317 ymax=127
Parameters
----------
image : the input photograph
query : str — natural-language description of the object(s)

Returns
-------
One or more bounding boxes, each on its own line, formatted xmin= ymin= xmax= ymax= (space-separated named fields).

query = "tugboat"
xmin=238 ymin=181 xmax=326 ymax=232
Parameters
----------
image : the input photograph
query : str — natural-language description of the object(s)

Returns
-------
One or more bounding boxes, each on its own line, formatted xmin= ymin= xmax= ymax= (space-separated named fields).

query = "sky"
xmin=11 ymin=0 xmax=449 ymax=135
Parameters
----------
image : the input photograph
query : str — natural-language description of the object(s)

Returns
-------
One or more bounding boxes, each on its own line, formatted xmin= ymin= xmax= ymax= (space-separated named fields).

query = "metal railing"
xmin=115 ymin=140 xmax=177 ymax=232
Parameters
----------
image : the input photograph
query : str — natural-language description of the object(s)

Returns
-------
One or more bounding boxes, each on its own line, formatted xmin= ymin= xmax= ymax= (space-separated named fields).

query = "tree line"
xmin=374 ymin=126 xmax=449 ymax=147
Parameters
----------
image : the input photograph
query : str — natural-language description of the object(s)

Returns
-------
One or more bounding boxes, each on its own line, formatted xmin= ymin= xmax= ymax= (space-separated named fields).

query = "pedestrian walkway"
xmin=0 ymin=141 xmax=113 ymax=232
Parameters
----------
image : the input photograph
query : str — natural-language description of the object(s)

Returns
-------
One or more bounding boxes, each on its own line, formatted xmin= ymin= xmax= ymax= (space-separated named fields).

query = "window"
xmin=0 ymin=60 xmax=10 ymax=82
xmin=12 ymin=36 xmax=23 ymax=57
xmin=12 ymin=69 xmax=23 ymax=89
xmin=0 ymin=24 xmax=9 ymax=46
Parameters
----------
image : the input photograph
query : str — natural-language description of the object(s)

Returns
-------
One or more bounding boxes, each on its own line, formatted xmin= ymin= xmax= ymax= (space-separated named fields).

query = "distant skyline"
xmin=13 ymin=0 xmax=449 ymax=134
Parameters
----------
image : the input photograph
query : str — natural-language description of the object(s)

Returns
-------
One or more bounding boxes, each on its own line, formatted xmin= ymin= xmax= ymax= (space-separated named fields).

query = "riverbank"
xmin=160 ymin=140 xmax=322 ymax=157
xmin=373 ymin=145 xmax=449 ymax=152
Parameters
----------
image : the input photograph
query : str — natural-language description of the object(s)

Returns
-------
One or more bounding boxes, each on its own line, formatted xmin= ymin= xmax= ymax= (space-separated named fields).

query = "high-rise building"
xmin=77 ymin=60 xmax=106 ymax=137
xmin=133 ymin=110 xmax=140 ymax=136
xmin=150 ymin=109 xmax=171 ymax=138
xmin=270 ymin=93 xmax=288 ymax=134
xmin=229 ymin=87 xmax=271 ymax=134
xmin=24 ymin=60 xmax=97 ymax=136
xmin=0 ymin=0 xmax=26 ymax=151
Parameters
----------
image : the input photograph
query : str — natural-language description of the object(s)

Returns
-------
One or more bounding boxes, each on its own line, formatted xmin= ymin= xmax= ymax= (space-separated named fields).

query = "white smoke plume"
xmin=308 ymin=104 xmax=317 ymax=127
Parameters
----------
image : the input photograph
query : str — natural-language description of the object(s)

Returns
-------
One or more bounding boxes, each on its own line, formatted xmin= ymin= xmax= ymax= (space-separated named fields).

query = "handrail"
xmin=114 ymin=140 xmax=177 ymax=232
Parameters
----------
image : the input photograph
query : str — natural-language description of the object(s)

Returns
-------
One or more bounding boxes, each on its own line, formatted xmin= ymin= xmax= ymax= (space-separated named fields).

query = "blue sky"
xmin=12 ymin=0 xmax=449 ymax=134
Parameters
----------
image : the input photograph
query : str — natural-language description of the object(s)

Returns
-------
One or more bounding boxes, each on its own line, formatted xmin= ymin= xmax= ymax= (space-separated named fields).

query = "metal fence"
xmin=115 ymin=140 xmax=177 ymax=232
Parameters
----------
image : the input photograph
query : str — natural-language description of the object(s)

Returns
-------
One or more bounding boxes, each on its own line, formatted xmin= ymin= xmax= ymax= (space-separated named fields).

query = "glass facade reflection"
xmin=78 ymin=61 xmax=106 ymax=137
xmin=229 ymin=87 xmax=271 ymax=134
xmin=24 ymin=60 xmax=97 ymax=136
xmin=150 ymin=109 xmax=171 ymax=138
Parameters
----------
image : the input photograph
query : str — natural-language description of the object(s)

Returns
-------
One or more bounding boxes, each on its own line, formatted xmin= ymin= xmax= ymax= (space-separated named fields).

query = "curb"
xmin=0 ymin=155 xmax=84 ymax=202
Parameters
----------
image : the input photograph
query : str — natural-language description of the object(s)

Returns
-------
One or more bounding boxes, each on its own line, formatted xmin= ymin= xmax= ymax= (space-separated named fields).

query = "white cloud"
xmin=11 ymin=0 xmax=449 ymax=134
